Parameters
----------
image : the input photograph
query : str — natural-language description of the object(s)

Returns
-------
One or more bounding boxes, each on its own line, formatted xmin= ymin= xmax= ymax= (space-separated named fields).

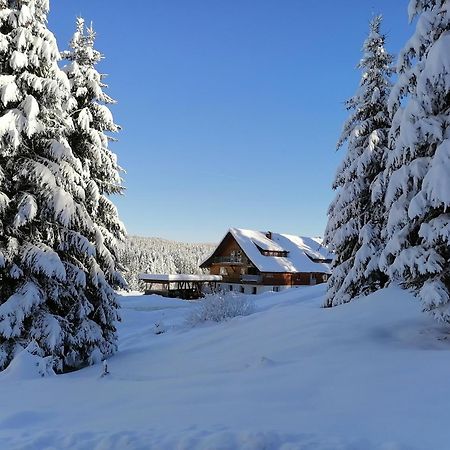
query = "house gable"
xmin=200 ymin=232 xmax=250 ymax=268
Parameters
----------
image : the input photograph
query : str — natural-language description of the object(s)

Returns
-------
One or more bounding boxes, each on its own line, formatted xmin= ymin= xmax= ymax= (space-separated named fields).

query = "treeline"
xmin=118 ymin=236 xmax=216 ymax=290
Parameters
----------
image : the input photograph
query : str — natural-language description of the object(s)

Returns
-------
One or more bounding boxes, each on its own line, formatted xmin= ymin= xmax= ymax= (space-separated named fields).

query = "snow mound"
xmin=1 ymin=343 xmax=55 ymax=380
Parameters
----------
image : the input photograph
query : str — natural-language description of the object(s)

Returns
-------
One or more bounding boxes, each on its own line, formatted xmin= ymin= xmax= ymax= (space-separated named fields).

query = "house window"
xmin=252 ymin=287 xmax=257 ymax=295
xmin=273 ymin=286 xmax=280 ymax=292
xmin=229 ymin=285 xmax=233 ymax=291
xmin=240 ymin=286 xmax=245 ymax=294
xmin=230 ymin=250 xmax=242 ymax=263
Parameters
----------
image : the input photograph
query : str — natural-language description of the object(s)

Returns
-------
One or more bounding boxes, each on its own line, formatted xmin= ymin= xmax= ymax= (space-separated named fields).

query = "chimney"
xmin=266 ymin=231 xmax=272 ymax=240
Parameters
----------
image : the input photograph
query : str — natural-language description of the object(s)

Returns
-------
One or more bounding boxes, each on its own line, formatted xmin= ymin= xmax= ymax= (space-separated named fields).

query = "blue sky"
xmin=49 ymin=1 xmax=412 ymax=243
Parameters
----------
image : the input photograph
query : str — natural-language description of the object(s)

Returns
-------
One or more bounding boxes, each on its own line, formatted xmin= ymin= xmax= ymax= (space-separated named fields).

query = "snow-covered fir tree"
xmin=59 ymin=18 xmax=127 ymax=365
xmin=0 ymin=2 xmax=124 ymax=372
xmin=324 ymin=16 xmax=393 ymax=307
xmin=0 ymin=0 xmax=80 ymax=371
xmin=381 ymin=0 xmax=450 ymax=322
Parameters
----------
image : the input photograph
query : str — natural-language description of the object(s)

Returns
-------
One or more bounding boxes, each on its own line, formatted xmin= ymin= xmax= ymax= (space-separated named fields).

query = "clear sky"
xmin=49 ymin=1 xmax=413 ymax=243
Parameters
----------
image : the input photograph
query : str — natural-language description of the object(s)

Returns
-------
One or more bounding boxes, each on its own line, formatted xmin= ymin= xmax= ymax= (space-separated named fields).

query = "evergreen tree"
xmin=324 ymin=16 xmax=393 ymax=307
xmin=0 ymin=2 xmax=124 ymax=372
xmin=59 ymin=18 xmax=127 ymax=365
xmin=381 ymin=0 xmax=450 ymax=322
xmin=0 ymin=0 xmax=79 ymax=371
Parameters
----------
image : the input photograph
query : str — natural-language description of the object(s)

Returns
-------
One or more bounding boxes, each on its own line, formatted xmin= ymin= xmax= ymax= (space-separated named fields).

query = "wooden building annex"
xmin=139 ymin=274 xmax=222 ymax=299
xmin=200 ymin=228 xmax=333 ymax=295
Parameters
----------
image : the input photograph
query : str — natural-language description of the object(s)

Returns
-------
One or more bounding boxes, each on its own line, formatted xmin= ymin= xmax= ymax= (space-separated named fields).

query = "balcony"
xmin=212 ymin=256 xmax=244 ymax=264
xmin=241 ymin=274 xmax=262 ymax=283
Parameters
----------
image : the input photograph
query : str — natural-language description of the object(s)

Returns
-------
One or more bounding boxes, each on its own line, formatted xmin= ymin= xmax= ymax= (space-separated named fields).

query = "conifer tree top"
xmin=63 ymin=18 xmax=102 ymax=67
xmin=337 ymin=15 xmax=393 ymax=151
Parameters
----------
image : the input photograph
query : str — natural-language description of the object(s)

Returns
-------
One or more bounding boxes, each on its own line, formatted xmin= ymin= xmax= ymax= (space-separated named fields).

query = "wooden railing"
xmin=212 ymin=256 xmax=244 ymax=264
xmin=220 ymin=274 xmax=262 ymax=284
xmin=241 ymin=274 xmax=262 ymax=283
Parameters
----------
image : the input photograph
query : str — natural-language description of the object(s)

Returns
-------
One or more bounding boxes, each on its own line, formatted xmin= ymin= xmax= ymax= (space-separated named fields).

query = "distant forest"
xmin=118 ymin=236 xmax=216 ymax=290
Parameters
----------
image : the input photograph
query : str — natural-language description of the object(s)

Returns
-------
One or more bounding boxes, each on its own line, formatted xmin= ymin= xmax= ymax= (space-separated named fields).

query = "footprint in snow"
xmin=245 ymin=356 xmax=277 ymax=370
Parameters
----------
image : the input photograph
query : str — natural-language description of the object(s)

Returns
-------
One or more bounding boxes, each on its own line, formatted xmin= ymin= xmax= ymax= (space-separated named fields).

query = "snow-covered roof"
xmin=139 ymin=274 xmax=222 ymax=282
xmin=202 ymin=228 xmax=333 ymax=274
xmin=238 ymin=229 xmax=286 ymax=252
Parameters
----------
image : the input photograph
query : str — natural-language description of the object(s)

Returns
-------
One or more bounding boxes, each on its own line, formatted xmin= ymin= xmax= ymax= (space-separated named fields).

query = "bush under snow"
xmin=187 ymin=293 xmax=254 ymax=326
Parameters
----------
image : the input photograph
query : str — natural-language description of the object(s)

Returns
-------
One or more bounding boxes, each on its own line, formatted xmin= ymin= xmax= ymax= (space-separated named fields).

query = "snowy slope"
xmin=0 ymin=286 xmax=449 ymax=449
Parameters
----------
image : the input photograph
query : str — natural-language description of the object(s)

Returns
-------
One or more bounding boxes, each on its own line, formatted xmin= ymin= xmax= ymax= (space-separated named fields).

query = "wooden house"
xmin=200 ymin=228 xmax=333 ymax=295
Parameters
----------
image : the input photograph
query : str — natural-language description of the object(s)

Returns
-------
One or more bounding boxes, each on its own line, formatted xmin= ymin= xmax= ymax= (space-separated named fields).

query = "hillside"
xmin=1 ymin=286 xmax=449 ymax=449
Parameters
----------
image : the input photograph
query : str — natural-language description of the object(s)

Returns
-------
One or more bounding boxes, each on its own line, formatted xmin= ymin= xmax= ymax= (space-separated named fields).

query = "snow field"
xmin=1 ymin=285 xmax=449 ymax=449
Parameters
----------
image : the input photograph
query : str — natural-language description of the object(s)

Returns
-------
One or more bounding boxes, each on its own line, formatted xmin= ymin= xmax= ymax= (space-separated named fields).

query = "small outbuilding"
xmin=139 ymin=273 xmax=222 ymax=299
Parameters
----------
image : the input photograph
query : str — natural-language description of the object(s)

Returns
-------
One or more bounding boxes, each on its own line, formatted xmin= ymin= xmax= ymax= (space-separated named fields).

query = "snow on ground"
xmin=1 ymin=285 xmax=450 ymax=449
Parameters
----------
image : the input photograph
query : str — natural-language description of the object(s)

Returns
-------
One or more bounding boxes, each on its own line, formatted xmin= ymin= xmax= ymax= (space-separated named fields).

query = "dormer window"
xmin=304 ymin=252 xmax=332 ymax=264
xmin=261 ymin=250 xmax=289 ymax=257
xmin=254 ymin=244 xmax=288 ymax=258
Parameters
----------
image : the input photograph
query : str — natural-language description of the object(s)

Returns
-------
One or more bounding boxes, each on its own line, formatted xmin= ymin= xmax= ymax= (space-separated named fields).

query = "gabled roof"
xmin=201 ymin=228 xmax=332 ymax=274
